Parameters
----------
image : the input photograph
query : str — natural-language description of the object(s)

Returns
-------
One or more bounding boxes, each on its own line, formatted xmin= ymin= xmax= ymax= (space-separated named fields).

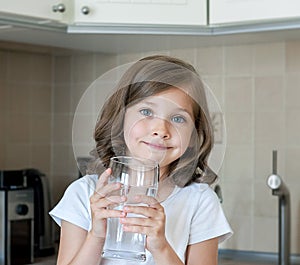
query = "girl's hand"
xmin=120 ymin=195 xmax=168 ymax=254
xmin=89 ymin=168 xmax=126 ymax=238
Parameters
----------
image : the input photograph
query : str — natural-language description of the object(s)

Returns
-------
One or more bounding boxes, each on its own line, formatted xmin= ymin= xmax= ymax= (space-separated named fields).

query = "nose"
xmin=151 ymin=118 xmax=170 ymax=139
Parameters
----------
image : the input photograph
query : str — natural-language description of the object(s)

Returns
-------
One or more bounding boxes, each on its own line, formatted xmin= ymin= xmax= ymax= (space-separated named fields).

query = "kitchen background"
xmin=1 ymin=0 xmax=300 ymax=262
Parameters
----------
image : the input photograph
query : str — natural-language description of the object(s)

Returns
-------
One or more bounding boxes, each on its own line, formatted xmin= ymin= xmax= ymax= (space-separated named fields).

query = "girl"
xmin=50 ymin=55 xmax=232 ymax=265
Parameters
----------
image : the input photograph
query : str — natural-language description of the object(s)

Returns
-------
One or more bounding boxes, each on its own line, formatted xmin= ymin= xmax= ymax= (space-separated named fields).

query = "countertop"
xmin=32 ymin=254 xmax=278 ymax=265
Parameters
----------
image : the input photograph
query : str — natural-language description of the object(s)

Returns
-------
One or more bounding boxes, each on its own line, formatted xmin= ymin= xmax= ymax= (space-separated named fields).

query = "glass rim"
xmin=110 ymin=156 xmax=159 ymax=168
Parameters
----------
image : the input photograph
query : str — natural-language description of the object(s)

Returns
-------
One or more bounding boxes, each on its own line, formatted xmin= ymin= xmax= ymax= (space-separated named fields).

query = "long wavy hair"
xmin=90 ymin=55 xmax=217 ymax=187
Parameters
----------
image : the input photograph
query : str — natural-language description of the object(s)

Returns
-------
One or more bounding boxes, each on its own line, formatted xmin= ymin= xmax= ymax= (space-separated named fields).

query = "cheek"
xmin=176 ymin=127 xmax=195 ymax=152
xmin=124 ymin=119 xmax=147 ymax=143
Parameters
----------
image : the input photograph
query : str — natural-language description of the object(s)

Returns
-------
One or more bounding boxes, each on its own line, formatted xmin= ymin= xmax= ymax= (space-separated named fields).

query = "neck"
xmin=159 ymin=165 xmax=169 ymax=182
xmin=157 ymin=176 xmax=175 ymax=203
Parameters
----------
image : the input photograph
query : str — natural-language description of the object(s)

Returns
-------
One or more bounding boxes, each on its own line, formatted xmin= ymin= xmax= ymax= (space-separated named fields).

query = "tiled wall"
xmin=51 ymin=53 xmax=118 ymax=202
xmin=1 ymin=39 xmax=300 ymax=255
xmin=0 ymin=50 xmax=52 ymax=175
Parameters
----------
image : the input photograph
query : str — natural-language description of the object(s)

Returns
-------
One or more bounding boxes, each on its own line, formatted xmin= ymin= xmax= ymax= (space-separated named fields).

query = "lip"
xmin=142 ymin=141 xmax=171 ymax=150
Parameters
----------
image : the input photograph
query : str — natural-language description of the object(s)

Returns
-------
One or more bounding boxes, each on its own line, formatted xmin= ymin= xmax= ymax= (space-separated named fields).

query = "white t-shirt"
xmin=49 ymin=175 xmax=232 ymax=265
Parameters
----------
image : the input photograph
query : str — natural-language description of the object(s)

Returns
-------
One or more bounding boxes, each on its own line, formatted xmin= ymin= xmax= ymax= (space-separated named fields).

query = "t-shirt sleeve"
xmin=49 ymin=177 xmax=93 ymax=231
xmin=189 ymin=187 xmax=233 ymax=245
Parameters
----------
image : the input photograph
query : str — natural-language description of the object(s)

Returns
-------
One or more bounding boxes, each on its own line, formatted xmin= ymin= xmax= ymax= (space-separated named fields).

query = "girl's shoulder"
xmin=174 ymin=182 xmax=212 ymax=196
xmin=65 ymin=174 xmax=98 ymax=197
xmin=49 ymin=174 xmax=99 ymax=230
xmin=166 ymin=182 xmax=217 ymax=203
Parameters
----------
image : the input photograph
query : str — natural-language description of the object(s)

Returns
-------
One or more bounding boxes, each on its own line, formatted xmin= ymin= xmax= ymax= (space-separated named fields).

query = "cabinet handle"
xmin=52 ymin=3 xmax=66 ymax=13
xmin=81 ymin=6 xmax=90 ymax=15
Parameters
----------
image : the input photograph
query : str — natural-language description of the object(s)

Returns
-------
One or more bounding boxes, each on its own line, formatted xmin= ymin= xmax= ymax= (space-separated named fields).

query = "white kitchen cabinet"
xmin=210 ymin=0 xmax=300 ymax=25
xmin=73 ymin=0 xmax=207 ymax=26
xmin=0 ymin=0 xmax=71 ymax=23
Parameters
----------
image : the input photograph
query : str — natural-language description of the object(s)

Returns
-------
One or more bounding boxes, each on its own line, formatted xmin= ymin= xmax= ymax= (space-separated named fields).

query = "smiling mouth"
xmin=142 ymin=141 xmax=171 ymax=150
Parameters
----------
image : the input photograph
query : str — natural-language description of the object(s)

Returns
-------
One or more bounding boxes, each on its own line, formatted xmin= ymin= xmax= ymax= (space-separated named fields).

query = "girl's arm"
xmin=186 ymin=237 xmax=219 ymax=265
xmin=56 ymin=168 xmax=126 ymax=265
xmin=56 ymin=221 xmax=104 ymax=265
xmin=149 ymin=237 xmax=218 ymax=265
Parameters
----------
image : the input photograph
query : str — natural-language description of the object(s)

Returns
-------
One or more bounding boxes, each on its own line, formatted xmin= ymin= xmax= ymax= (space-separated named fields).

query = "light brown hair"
xmin=90 ymin=55 xmax=217 ymax=187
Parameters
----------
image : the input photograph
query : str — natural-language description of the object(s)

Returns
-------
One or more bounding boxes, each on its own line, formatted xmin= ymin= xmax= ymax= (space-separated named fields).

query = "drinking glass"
xmin=102 ymin=156 xmax=159 ymax=262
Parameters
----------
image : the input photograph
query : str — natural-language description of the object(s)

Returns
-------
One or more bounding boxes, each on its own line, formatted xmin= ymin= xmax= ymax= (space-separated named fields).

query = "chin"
xmin=132 ymin=152 xmax=162 ymax=164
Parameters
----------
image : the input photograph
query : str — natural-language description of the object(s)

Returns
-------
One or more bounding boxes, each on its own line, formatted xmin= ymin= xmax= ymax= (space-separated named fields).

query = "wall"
xmin=0 ymin=49 xmax=52 ymax=176
xmin=51 ymin=52 xmax=117 ymax=203
xmin=1 ymin=39 xmax=300 ymax=255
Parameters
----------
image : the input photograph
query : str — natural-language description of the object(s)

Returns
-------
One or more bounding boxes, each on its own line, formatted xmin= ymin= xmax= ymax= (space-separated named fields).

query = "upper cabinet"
xmin=0 ymin=0 xmax=71 ymax=24
xmin=210 ymin=0 xmax=300 ymax=25
xmin=72 ymin=0 xmax=207 ymax=26
xmin=1 ymin=0 xmax=300 ymax=36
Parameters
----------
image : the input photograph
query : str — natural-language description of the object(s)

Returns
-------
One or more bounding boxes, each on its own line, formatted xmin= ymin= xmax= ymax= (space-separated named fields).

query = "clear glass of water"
xmin=101 ymin=156 xmax=159 ymax=262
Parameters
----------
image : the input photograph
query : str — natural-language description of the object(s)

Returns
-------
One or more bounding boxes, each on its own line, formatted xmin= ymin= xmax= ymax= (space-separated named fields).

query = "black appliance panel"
xmin=0 ymin=189 xmax=34 ymax=265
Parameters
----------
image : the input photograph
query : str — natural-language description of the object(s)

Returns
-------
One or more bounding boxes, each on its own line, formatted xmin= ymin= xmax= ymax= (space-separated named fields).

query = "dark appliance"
xmin=0 ymin=188 xmax=34 ymax=265
xmin=76 ymin=156 xmax=93 ymax=178
xmin=0 ymin=169 xmax=55 ymax=259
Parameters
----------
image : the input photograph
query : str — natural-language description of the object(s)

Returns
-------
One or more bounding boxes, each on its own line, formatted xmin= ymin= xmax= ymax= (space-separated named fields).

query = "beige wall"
xmin=1 ymin=39 xmax=300 ymax=255
xmin=0 ymin=49 xmax=52 ymax=175
xmin=52 ymin=53 xmax=117 ymax=203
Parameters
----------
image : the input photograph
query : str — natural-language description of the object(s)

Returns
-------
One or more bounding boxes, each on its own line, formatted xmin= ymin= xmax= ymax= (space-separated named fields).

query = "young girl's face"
xmin=123 ymin=87 xmax=195 ymax=173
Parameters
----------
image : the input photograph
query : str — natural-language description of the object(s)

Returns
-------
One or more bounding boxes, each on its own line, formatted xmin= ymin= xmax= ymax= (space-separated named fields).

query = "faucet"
xmin=267 ymin=150 xmax=291 ymax=265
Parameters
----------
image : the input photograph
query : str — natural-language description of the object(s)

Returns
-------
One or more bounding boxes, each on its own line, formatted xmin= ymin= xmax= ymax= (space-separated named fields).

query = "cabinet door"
xmin=0 ymin=0 xmax=69 ymax=23
xmin=74 ymin=0 xmax=206 ymax=26
xmin=210 ymin=0 xmax=300 ymax=24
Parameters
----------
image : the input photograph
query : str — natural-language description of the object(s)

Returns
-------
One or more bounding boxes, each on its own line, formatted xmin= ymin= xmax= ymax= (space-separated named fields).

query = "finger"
xmin=123 ymin=205 xmax=164 ymax=220
xmin=134 ymin=195 xmax=163 ymax=209
xmin=106 ymin=195 xmax=127 ymax=205
xmin=92 ymin=195 xmax=126 ymax=210
xmin=95 ymin=168 xmax=111 ymax=189
xmin=92 ymin=182 xmax=122 ymax=202
xmin=94 ymin=208 xmax=126 ymax=220
xmin=93 ymin=168 xmax=112 ymax=199
xmin=96 ymin=181 xmax=121 ymax=197
xmin=94 ymin=168 xmax=125 ymax=200
xmin=104 ymin=195 xmax=127 ymax=209
xmin=120 ymin=216 xmax=153 ymax=227
xmin=122 ymin=224 xmax=149 ymax=235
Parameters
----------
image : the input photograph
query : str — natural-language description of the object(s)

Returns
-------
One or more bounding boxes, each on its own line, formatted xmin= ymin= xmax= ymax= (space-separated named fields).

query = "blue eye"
xmin=140 ymin=108 xmax=153 ymax=117
xmin=171 ymin=116 xmax=186 ymax=123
